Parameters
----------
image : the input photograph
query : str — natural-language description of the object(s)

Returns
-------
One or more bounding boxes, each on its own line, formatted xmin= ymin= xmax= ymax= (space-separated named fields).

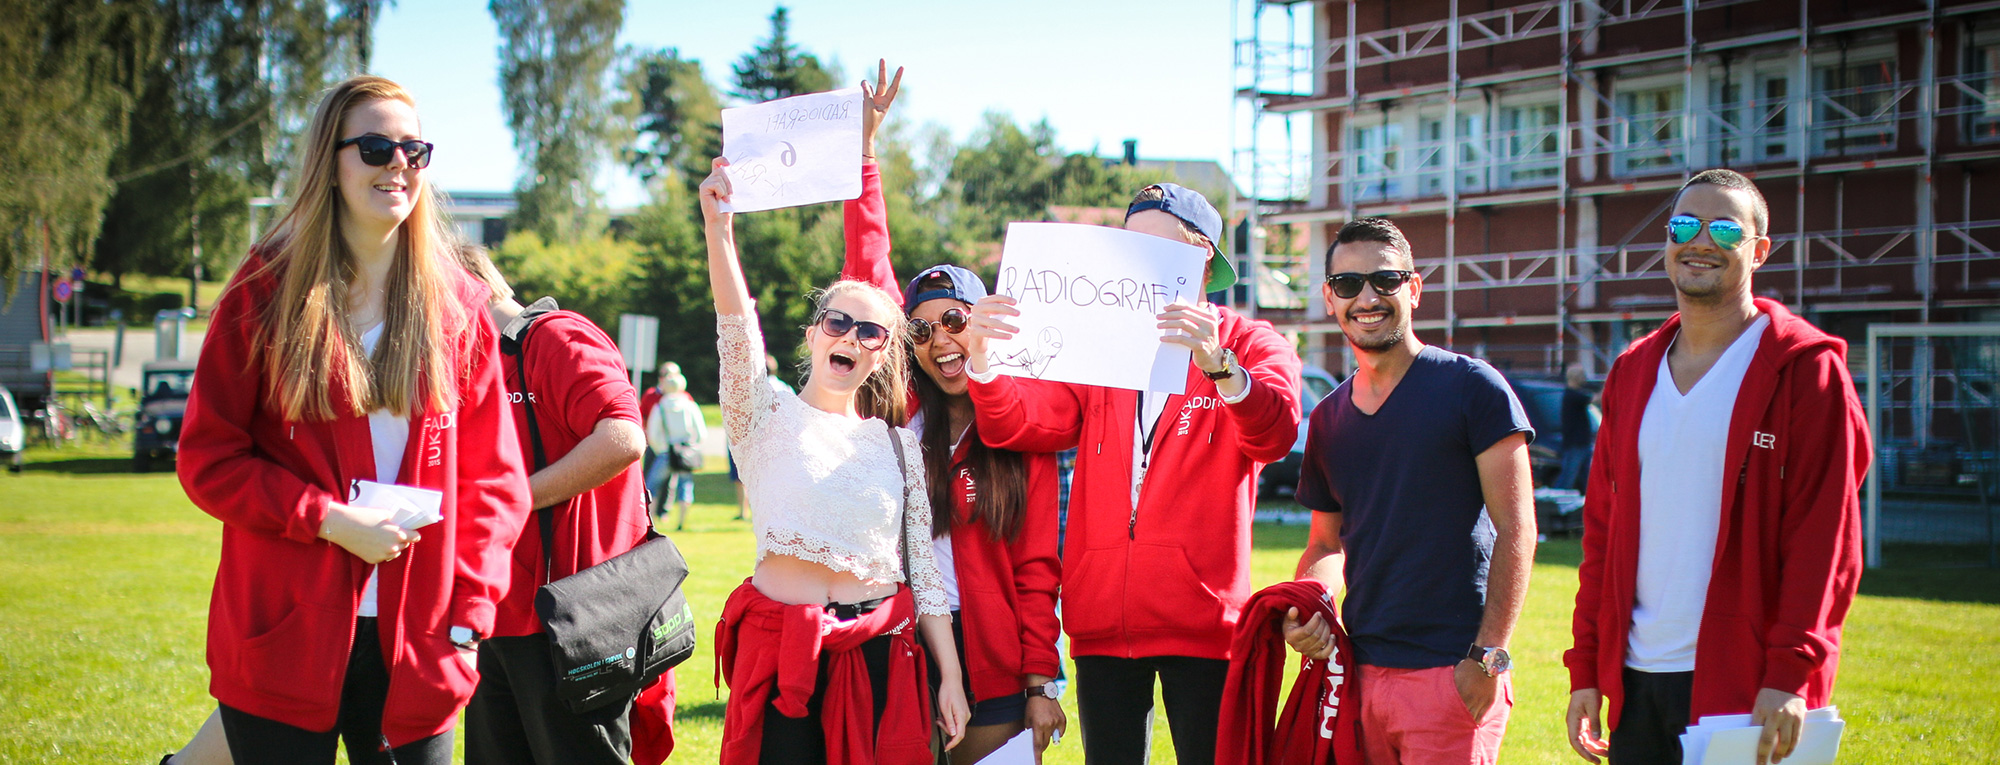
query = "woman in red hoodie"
xmin=173 ymin=75 xmax=530 ymax=765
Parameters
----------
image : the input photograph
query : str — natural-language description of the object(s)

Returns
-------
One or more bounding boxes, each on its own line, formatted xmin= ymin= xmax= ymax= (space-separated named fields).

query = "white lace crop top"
xmin=716 ymin=310 xmax=949 ymax=616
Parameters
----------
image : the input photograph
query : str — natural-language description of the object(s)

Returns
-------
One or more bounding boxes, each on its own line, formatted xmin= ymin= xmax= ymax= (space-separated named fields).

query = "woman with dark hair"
xmin=172 ymin=75 xmax=531 ymax=765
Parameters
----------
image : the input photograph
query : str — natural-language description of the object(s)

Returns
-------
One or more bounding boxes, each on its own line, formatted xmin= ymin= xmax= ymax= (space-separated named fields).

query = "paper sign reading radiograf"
xmin=718 ymin=87 xmax=864 ymax=213
xmin=988 ymin=222 xmax=1209 ymax=394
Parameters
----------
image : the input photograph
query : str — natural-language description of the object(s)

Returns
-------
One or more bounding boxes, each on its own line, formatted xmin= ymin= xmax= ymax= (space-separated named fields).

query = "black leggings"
xmin=1609 ymin=668 xmax=1695 ymax=765
xmin=758 ymin=599 xmax=894 ymax=765
xmin=217 ymin=618 xmax=452 ymax=765
xmin=1072 ymin=654 xmax=1229 ymax=765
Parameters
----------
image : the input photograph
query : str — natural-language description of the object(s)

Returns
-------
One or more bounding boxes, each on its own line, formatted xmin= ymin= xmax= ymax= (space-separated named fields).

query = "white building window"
xmin=1613 ymin=81 xmax=1686 ymax=176
xmin=1416 ymin=110 xmax=1489 ymax=197
xmin=1496 ymin=100 xmax=1560 ymax=188
xmin=1812 ymin=46 xmax=1899 ymax=156
xmin=1347 ymin=120 xmax=1404 ymax=202
xmin=1967 ymin=31 xmax=2000 ymax=144
xmin=1706 ymin=58 xmax=1797 ymax=164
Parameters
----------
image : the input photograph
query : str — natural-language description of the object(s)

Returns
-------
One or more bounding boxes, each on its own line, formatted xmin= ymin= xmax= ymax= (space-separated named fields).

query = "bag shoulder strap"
xmin=885 ymin=422 xmax=911 ymax=582
xmin=499 ymin=296 xmax=562 ymax=583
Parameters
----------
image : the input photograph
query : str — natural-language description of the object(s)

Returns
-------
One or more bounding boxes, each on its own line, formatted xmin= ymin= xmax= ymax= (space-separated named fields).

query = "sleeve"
xmin=1220 ymin=320 xmax=1303 ymax=463
xmin=450 ymin=310 xmax=535 ymax=636
xmin=1009 ymin=452 xmax=1064 ymax=681
xmin=1564 ymin=357 xmax=1628 ymax=692
xmin=1464 ymin=359 xmax=1536 ymax=453
xmin=1760 ymin=348 xmax=1869 ymax=696
xmin=841 ymin=162 xmax=899 ymax=300
xmin=1293 ymin=407 xmax=1341 ymax=514
xmin=967 ymin=374 xmax=1087 ymax=453
xmin=176 ymin=282 xmax=339 ymax=544
xmin=897 ymin=427 xmax=951 ymax=616
xmin=535 ymin=317 xmax=641 ymax=440
xmin=717 ymin=310 xmax=779 ymax=450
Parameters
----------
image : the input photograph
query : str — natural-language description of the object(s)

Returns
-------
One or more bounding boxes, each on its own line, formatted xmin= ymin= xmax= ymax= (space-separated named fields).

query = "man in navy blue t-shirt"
xmin=1280 ymin=217 xmax=1537 ymax=764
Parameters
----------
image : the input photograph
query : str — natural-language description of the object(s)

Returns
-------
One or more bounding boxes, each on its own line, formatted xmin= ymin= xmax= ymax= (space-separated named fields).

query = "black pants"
xmin=1072 ymin=654 xmax=1229 ymax=765
xmin=464 ymin=632 xmax=632 ymax=765
xmin=217 ymin=618 xmax=452 ymax=765
xmin=1609 ymin=668 xmax=1695 ymax=765
xmin=759 ymin=598 xmax=895 ymax=765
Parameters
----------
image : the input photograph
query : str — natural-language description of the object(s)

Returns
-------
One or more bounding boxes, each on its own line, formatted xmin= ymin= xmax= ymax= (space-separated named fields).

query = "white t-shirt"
xmin=1626 ymin=314 xmax=1769 ymax=672
xmin=357 ymin=325 xmax=409 ymax=619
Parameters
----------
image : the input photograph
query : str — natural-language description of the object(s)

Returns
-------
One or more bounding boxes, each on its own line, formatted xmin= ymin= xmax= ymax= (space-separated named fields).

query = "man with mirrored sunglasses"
xmin=1565 ymin=169 xmax=1868 ymax=765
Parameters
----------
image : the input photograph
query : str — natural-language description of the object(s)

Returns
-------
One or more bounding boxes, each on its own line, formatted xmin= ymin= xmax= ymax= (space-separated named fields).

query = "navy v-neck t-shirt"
xmin=1296 ymin=345 xmax=1534 ymax=669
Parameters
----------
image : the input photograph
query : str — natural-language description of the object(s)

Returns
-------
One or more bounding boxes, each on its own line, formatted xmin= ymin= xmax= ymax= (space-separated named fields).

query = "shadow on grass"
xmin=22 ymin=456 xmax=140 ymax=475
xmin=677 ymin=698 xmax=726 ymax=721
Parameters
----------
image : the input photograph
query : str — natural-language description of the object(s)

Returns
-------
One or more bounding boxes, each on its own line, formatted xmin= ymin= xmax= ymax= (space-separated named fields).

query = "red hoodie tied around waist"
xmin=714 ymin=580 xmax=935 ymax=765
xmin=1218 ymin=580 xmax=1362 ymax=765
xmin=1564 ymin=298 xmax=1870 ymax=731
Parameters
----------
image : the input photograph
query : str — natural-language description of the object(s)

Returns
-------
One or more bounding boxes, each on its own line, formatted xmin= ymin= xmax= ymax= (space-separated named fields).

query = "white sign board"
xmin=618 ymin=313 xmax=659 ymax=390
xmin=718 ymin=87 xmax=864 ymax=213
xmin=987 ymin=222 xmax=1208 ymax=393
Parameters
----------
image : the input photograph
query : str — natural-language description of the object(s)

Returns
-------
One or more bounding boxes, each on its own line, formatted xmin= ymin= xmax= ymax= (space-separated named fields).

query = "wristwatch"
xmin=451 ymin=626 xmax=482 ymax=649
xmin=1203 ymin=348 xmax=1239 ymax=381
xmin=1027 ymin=681 xmax=1062 ymax=701
xmin=1466 ymin=644 xmax=1511 ymax=677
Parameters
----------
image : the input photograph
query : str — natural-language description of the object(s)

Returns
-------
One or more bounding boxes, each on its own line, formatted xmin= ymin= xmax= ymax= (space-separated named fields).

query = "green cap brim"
xmin=1203 ymin=247 xmax=1238 ymax=294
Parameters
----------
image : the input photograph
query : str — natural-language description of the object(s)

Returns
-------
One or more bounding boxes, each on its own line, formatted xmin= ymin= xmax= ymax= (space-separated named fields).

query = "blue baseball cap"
xmin=1126 ymin=183 xmax=1235 ymax=293
xmin=903 ymin=264 xmax=988 ymax=312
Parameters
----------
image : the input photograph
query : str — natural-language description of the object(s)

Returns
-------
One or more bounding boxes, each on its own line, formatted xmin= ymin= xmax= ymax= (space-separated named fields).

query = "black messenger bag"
xmin=500 ymin=298 xmax=699 ymax=714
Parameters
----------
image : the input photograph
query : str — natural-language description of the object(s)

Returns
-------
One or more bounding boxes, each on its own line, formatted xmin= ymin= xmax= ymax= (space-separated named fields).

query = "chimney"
xmin=1122 ymin=139 xmax=1138 ymax=166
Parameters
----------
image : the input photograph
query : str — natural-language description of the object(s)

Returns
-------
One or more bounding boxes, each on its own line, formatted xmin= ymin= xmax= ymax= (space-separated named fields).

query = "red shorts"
xmin=1357 ymin=664 xmax=1513 ymax=765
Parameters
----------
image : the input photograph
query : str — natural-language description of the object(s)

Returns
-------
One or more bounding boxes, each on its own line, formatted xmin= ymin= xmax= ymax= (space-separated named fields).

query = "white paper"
xmin=1680 ymin=707 xmax=1843 ymax=765
xmin=349 ymin=479 xmax=443 ymax=530
xmin=988 ymin=222 xmax=1208 ymax=393
xmin=979 ymin=730 xmax=1036 ymax=765
xmin=718 ymin=87 xmax=864 ymax=213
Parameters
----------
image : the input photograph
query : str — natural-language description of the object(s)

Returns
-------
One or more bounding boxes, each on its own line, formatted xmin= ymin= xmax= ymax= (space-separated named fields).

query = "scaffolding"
xmin=1238 ymin=0 xmax=2000 ymax=375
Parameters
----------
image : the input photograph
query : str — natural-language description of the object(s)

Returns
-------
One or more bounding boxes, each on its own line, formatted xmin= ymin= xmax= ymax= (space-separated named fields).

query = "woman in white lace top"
xmin=699 ymin=153 xmax=970 ymax=760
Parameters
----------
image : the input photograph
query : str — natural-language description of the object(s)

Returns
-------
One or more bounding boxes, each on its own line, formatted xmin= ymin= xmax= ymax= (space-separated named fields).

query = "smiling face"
xmin=1324 ymin=240 xmax=1422 ymax=354
xmin=910 ymin=298 xmax=973 ymax=397
xmin=805 ymin=289 xmax=900 ymax=397
xmin=1664 ymin=183 xmax=1770 ymax=306
xmin=336 ymin=98 xmax=423 ymax=236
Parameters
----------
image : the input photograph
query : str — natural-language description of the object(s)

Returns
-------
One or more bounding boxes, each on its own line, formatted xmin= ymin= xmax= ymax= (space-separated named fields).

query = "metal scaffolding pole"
xmin=1795 ymin=0 xmax=1810 ymax=307
xmin=1447 ymin=0 xmax=1461 ymax=350
xmin=1556 ymin=0 xmax=1573 ymax=369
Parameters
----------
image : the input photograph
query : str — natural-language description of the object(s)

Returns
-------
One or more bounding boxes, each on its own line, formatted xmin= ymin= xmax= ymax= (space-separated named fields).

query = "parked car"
xmin=1257 ymin=364 xmax=1344 ymax=500
xmin=0 ymin=384 xmax=23 ymax=473
xmin=1501 ymin=373 xmax=1599 ymax=489
xmin=133 ymin=360 xmax=195 ymax=472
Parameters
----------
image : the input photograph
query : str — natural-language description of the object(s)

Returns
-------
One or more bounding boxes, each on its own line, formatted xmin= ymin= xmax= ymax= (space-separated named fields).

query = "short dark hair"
xmin=1327 ymin=217 xmax=1414 ymax=273
xmin=1676 ymin=168 xmax=1769 ymax=237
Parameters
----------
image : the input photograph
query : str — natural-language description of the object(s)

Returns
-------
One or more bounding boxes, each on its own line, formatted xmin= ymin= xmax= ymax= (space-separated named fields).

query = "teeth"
xmin=937 ymin=353 xmax=963 ymax=364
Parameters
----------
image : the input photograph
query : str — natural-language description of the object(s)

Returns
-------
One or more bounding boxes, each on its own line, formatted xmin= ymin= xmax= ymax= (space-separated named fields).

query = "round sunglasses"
xmin=1665 ymin=214 xmax=1756 ymax=250
xmin=1325 ymin=270 xmax=1416 ymax=299
xmin=814 ymin=308 xmax=891 ymax=351
xmin=337 ymin=135 xmax=434 ymax=170
xmin=907 ymin=307 xmax=968 ymax=344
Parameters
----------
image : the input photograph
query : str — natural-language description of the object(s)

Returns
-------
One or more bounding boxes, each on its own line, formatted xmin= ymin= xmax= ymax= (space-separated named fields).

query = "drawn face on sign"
xmin=910 ymin=298 xmax=974 ymax=397
xmin=806 ymin=289 xmax=899 ymax=397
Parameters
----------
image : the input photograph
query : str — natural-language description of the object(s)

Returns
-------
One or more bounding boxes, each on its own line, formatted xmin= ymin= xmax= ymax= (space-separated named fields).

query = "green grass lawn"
xmin=3 ymin=442 xmax=1997 ymax=763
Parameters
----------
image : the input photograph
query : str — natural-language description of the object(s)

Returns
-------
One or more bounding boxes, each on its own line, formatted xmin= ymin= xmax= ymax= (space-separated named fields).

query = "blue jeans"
xmin=1555 ymin=444 xmax=1591 ymax=491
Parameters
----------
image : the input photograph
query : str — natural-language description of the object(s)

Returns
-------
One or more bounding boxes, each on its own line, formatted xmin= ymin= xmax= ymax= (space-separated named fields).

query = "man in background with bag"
xmin=646 ymin=362 xmax=708 ymax=530
xmin=460 ymin=257 xmax=659 ymax=765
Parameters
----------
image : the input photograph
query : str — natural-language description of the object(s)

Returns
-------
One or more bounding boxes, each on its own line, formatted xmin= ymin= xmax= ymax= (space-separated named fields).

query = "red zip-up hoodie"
xmin=178 ymin=253 xmax=532 ymax=745
xmin=941 ymin=436 xmax=1064 ymax=702
xmin=1564 ymin=298 xmax=1869 ymax=730
xmin=1217 ymin=580 xmax=1361 ymax=765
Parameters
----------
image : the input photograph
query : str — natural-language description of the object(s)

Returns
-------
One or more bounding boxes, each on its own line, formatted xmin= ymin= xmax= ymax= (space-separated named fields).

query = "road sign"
xmin=52 ymin=279 xmax=72 ymax=303
xmin=70 ymin=267 xmax=85 ymax=281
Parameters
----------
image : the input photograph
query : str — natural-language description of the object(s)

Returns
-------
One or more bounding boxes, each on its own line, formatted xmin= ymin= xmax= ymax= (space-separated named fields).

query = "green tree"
xmin=617 ymin=47 xmax=722 ymax=189
xmin=0 ymin=0 xmax=158 ymax=287
xmin=730 ymin=6 xmax=832 ymax=104
xmin=490 ymin=0 xmax=624 ymax=243
xmin=490 ymin=230 xmax=640 ymax=330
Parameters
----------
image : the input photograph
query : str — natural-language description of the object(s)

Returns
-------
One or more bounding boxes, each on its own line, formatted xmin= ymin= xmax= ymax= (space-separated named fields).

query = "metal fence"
xmin=1865 ymin=324 xmax=2000 ymax=569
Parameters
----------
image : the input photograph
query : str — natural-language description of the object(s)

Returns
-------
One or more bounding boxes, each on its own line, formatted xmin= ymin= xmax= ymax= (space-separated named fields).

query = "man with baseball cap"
xmin=960 ymin=183 xmax=1303 ymax=764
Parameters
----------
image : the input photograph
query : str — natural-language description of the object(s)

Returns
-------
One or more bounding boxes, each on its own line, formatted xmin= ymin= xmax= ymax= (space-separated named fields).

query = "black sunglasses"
xmin=815 ymin=308 xmax=891 ymax=351
xmin=907 ymin=308 xmax=968 ymax=344
xmin=1326 ymin=270 xmax=1416 ymax=299
xmin=337 ymin=135 xmax=434 ymax=169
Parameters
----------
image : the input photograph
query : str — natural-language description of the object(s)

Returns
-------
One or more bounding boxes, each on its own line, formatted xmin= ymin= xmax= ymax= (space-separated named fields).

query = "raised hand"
xmin=860 ymin=58 xmax=903 ymax=160
xmin=698 ymin=157 xmax=734 ymax=228
xmin=1156 ymin=300 xmax=1226 ymax=372
xmin=961 ymin=294 xmax=1021 ymax=376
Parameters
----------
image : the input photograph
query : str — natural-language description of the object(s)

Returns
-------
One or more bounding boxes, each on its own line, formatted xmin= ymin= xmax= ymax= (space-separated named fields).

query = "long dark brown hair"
xmin=908 ymin=310 xmax=1029 ymax=542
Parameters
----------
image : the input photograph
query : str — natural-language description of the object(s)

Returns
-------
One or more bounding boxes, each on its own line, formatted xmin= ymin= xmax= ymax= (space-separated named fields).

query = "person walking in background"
xmin=1565 ymin=169 xmax=1869 ymax=765
xmin=647 ymin=361 xmax=707 ymax=530
xmin=961 ymin=182 xmax=1303 ymax=765
xmin=639 ymin=362 xmax=671 ymax=501
xmin=1285 ymin=217 xmax=1537 ymax=765
xmin=173 ymin=75 xmax=530 ymax=765
xmin=1554 ymin=364 xmax=1597 ymax=492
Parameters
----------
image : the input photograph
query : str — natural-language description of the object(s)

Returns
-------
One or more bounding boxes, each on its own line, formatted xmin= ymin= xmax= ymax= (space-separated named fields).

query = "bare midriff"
xmin=752 ymin=552 xmax=900 ymax=607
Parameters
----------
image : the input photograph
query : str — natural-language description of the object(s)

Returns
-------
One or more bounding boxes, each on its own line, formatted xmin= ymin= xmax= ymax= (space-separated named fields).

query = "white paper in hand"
xmin=349 ymin=479 xmax=444 ymax=530
xmin=980 ymin=730 xmax=1036 ymax=765
xmin=718 ymin=87 xmax=863 ymax=213
xmin=989 ymin=222 xmax=1208 ymax=394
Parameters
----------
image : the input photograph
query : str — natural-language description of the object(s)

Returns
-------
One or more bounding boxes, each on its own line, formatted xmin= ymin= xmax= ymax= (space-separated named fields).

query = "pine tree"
xmin=490 ymin=0 xmax=625 ymax=243
xmin=730 ymin=7 xmax=832 ymax=104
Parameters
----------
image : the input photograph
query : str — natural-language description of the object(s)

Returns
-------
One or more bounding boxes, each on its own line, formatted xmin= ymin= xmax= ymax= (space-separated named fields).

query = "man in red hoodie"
xmin=963 ymin=183 xmax=1303 ymax=764
xmin=1563 ymin=169 xmax=1869 ymax=765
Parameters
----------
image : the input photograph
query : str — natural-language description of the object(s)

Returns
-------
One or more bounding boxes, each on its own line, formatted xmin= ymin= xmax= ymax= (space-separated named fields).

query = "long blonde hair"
xmin=237 ymin=76 xmax=465 ymax=421
xmin=808 ymin=280 xmax=908 ymax=426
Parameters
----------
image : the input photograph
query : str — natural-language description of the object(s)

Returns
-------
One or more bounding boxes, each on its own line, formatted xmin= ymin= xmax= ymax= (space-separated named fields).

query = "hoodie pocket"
xmin=393 ymin=629 xmax=482 ymax=726
xmin=233 ymin=605 xmax=347 ymax=708
xmin=1125 ymin=544 xmax=1222 ymax=634
xmin=1060 ymin=548 xmax=1124 ymax=640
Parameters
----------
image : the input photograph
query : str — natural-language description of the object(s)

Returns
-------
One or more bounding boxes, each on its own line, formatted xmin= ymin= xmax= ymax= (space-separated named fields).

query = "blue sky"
xmin=371 ymin=0 xmax=1249 ymax=208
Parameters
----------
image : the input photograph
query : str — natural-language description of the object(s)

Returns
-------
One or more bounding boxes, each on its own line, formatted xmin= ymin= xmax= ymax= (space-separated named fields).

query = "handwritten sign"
xmin=988 ymin=222 xmax=1208 ymax=393
xmin=718 ymin=87 xmax=863 ymax=213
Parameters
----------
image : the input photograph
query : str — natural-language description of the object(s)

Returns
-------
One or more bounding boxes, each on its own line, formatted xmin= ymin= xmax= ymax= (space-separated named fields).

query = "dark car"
xmin=1501 ymin=373 xmax=1600 ymax=488
xmin=133 ymin=360 xmax=195 ymax=472
xmin=1257 ymin=364 xmax=1344 ymax=501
